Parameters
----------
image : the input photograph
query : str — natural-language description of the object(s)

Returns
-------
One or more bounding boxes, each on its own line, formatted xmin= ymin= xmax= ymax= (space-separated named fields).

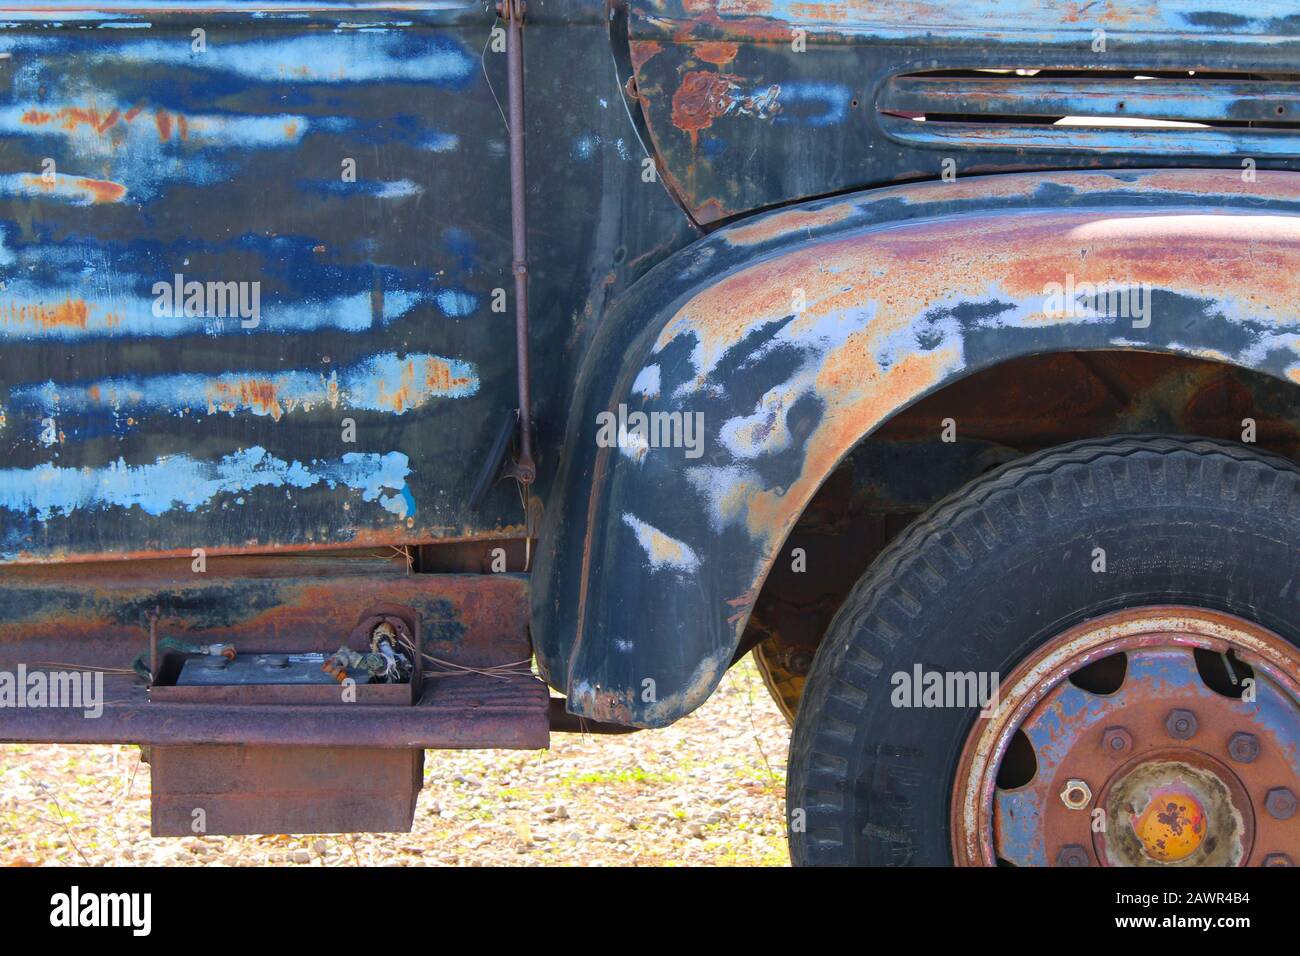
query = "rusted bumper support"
xmin=0 ymin=555 xmax=549 ymax=749
xmin=0 ymin=674 xmax=549 ymax=749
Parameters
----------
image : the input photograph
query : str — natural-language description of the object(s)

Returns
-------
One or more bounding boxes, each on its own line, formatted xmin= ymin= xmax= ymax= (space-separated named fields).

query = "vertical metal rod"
xmin=149 ymin=606 xmax=159 ymax=684
xmin=502 ymin=0 xmax=535 ymax=484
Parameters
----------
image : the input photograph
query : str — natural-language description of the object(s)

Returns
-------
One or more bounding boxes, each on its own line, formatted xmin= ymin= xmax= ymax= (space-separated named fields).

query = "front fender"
xmin=533 ymin=168 xmax=1300 ymax=727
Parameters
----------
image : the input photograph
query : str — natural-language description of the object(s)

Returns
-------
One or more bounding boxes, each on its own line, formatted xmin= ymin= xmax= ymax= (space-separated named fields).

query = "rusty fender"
xmin=532 ymin=168 xmax=1300 ymax=728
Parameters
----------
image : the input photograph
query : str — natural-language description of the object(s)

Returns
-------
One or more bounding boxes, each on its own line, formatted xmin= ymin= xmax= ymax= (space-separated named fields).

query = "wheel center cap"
xmin=1132 ymin=785 xmax=1207 ymax=862
xmin=1098 ymin=753 xmax=1250 ymax=867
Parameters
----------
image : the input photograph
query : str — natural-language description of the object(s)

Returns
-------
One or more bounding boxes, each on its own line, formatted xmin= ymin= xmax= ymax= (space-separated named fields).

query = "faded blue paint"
xmin=8 ymin=351 xmax=479 ymax=423
xmin=0 ymin=284 xmax=428 ymax=340
xmin=0 ymin=32 xmax=479 ymax=86
xmin=993 ymin=789 xmax=1048 ymax=868
xmin=434 ymin=289 xmax=478 ymax=317
xmin=0 ymin=446 xmax=411 ymax=522
xmin=298 ymin=178 xmax=425 ymax=198
xmin=421 ymin=130 xmax=460 ymax=152
xmin=773 ymin=80 xmax=853 ymax=127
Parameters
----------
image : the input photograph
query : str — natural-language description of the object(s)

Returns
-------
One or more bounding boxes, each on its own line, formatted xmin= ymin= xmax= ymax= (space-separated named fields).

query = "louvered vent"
xmin=877 ymin=70 xmax=1300 ymax=157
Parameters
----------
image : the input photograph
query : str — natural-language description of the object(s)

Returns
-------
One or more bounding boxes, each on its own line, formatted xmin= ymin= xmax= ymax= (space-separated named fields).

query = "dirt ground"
xmin=0 ymin=655 xmax=790 ymax=867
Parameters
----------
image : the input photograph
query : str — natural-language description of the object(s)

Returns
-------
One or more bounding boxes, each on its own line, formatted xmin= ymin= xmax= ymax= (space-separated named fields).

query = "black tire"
xmin=786 ymin=435 xmax=1300 ymax=866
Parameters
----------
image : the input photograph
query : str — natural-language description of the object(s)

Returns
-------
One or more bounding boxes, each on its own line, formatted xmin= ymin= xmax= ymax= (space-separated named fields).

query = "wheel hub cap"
xmin=1106 ymin=754 xmax=1246 ymax=865
xmin=1131 ymin=781 xmax=1207 ymax=862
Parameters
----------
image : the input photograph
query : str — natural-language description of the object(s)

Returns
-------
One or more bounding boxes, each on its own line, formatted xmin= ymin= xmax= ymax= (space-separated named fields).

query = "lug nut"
xmin=1227 ymin=732 xmax=1260 ymax=764
xmin=1165 ymin=709 xmax=1198 ymax=740
xmin=1059 ymin=779 xmax=1093 ymax=810
xmin=1262 ymin=854 xmax=1293 ymax=867
xmin=1056 ymin=844 xmax=1090 ymax=867
xmin=1265 ymin=787 xmax=1296 ymax=820
xmin=1101 ymin=727 xmax=1132 ymax=755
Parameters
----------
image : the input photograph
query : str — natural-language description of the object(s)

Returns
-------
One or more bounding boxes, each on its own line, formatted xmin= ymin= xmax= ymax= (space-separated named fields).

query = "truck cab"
xmin=1 ymin=0 xmax=1298 ymax=867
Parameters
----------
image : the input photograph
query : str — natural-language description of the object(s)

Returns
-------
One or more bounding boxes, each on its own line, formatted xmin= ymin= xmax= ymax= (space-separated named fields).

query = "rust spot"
xmin=693 ymin=41 xmax=740 ymax=65
xmin=78 ymin=177 xmax=127 ymax=203
xmin=155 ymin=110 xmax=172 ymax=141
xmin=671 ymin=70 xmax=741 ymax=133
xmin=14 ymin=173 xmax=126 ymax=204
xmin=0 ymin=297 xmax=106 ymax=333
xmin=207 ymin=378 xmax=284 ymax=421
xmin=629 ymin=38 xmax=663 ymax=71
xmin=375 ymin=356 xmax=474 ymax=413
xmin=694 ymin=197 xmax=728 ymax=224
xmin=724 ymin=201 xmax=855 ymax=245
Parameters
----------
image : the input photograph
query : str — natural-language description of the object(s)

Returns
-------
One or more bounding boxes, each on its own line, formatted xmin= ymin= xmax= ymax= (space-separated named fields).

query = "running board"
xmin=0 ymin=554 xmax=548 ymax=835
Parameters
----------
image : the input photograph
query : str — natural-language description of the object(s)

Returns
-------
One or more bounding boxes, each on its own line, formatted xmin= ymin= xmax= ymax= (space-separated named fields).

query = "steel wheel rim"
xmin=951 ymin=606 xmax=1300 ymax=867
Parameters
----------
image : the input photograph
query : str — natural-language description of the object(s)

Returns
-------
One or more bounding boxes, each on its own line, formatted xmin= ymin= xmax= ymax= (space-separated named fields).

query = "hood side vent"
xmin=878 ymin=70 xmax=1300 ymax=157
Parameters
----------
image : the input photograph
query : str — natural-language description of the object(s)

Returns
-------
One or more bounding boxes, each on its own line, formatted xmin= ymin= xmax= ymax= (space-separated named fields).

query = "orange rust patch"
xmin=629 ymin=39 xmax=664 ymax=71
xmin=374 ymin=356 xmax=474 ymax=413
xmin=724 ymin=201 xmax=855 ymax=245
xmin=0 ymin=297 xmax=106 ymax=333
xmin=695 ymin=197 xmax=728 ymax=224
xmin=207 ymin=378 xmax=285 ymax=421
xmin=421 ymin=357 xmax=474 ymax=396
xmin=693 ymin=40 xmax=740 ymax=65
xmin=659 ymin=201 xmax=1300 ymax=549
xmin=23 ymin=106 xmax=126 ymax=136
xmin=671 ymin=70 xmax=741 ymax=133
xmin=155 ymin=110 xmax=172 ymax=141
xmin=77 ymin=177 xmax=127 ymax=203
xmin=16 ymin=173 xmax=127 ymax=204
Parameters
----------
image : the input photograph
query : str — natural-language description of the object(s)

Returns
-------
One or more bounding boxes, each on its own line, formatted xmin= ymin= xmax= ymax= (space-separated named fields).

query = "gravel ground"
xmin=0 ymin=655 xmax=790 ymax=867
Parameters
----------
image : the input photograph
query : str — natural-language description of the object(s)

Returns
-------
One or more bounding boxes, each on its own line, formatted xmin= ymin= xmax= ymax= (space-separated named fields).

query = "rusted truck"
xmin=1 ymin=0 xmax=1298 ymax=868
